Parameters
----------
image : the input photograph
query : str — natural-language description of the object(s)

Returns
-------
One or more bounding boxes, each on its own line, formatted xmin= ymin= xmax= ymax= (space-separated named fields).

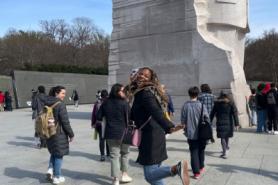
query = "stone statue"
xmin=109 ymin=0 xmax=250 ymax=127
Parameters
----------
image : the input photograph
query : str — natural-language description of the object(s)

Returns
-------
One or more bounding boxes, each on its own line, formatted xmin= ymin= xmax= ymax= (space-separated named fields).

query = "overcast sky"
xmin=0 ymin=0 xmax=277 ymax=38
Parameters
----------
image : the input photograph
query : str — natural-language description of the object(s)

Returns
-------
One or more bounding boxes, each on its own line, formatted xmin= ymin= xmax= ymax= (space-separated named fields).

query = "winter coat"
xmin=4 ymin=95 xmax=12 ymax=111
xmin=131 ymin=88 xmax=175 ymax=165
xmin=255 ymin=93 xmax=267 ymax=110
xmin=96 ymin=98 xmax=128 ymax=140
xmin=46 ymin=97 xmax=74 ymax=157
xmin=210 ymin=98 xmax=239 ymax=138
xmin=32 ymin=93 xmax=47 ymax=114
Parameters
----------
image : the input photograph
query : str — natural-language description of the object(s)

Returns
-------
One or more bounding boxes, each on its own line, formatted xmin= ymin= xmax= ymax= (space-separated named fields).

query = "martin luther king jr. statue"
xmin=109 ymin=0 xmax=250 ymax=126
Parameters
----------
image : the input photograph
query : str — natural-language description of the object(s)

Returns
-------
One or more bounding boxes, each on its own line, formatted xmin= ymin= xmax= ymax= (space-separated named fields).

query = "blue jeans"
xmin=143 ymin=163 xmax=173 ymax=185
xmin=257 ymin=110 xmax=267 ymax=132
xmin=49 ymin=155 xmax=63 ymax=177
xmin=250 ymin=109 xmax=257 ymax=126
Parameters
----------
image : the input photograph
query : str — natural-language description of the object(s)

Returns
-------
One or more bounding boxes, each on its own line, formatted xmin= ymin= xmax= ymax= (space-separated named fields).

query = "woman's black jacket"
xmin=131 ymin=88 xmax=174 ymax=165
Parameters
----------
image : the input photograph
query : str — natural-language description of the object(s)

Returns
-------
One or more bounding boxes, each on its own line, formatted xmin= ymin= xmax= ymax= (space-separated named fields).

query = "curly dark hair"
xmin=200 ymin=84 xmax=212 ymax=93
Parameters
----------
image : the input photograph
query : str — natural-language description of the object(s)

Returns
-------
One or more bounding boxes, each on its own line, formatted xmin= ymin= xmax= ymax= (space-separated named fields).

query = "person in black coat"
xmin=96 ymin=83 xmax=132 ymax=185
xmin=210 ymin=93 xmax=239 ymax=159
xmin=32 ymin=86 xmax=48 ymax=148
xmin=46 ymin=86 xmax=74 ymax=184
xmin=4 ymin=91 xmax=12 ymax=111
xmin=131 ymin=67 xmax=189 ymax=185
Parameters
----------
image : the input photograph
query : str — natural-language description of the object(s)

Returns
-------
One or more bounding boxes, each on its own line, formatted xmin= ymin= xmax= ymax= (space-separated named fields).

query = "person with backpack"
xmin=45 ymin=86 xmax=74 ymax=184
xmin=255 ymin=83 xmax=268 ymax=133
xmin=210 ymin=93 xmax=239 ymax=159
xmin=198 ymin=84 xmax=216 ymax=143
xmin=96 ymin=84 xmax=132 ymax=185
xmin=32 ymin=85 xmax=48 ymax=148
xmin=91 ymin=89 xmax=110 ymax=161
xmin=266 ymin=83 xmax=278 ymax=135
xmin=131 ymin=67 xmax=189 ymax=185
xmin=181 ymin=86 xmax=209 ymax=179
xmin=248 ymin=88 xmax=257 ymax=126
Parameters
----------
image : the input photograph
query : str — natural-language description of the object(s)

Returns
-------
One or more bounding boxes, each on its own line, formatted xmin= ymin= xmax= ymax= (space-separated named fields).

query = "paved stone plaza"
xmin=0 ymin=105 xmax=278 ymax=185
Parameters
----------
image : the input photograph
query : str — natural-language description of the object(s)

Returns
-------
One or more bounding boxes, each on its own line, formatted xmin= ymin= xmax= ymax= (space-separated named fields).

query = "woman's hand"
xmin=170 ymin=124 xmax=185 ymax=133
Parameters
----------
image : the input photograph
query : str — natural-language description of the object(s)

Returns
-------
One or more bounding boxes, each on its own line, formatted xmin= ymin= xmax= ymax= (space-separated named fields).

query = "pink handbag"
xmin=121 ymin=116 xmax=152 ymax=147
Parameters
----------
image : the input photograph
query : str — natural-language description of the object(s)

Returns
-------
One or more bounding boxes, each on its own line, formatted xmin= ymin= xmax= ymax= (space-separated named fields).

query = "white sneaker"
xmin=267 ymin=131 xmax=272 ymax=134
xmin=52 ymin=176 xmax=65 ymax=184
xmin=112 ymin=179 xmax=120 ymax=185
xmin=46 ymin=168 xmax=53 ymax=181
xmin=120 ymin=174 xmax=133 ymax=183
xmin=274 ymin=131 xmax=278 ymax=135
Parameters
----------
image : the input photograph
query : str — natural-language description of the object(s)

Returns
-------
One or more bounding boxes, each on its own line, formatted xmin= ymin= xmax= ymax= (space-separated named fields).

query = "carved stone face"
xmin=206 ymin=0 xmax=248 ymax=29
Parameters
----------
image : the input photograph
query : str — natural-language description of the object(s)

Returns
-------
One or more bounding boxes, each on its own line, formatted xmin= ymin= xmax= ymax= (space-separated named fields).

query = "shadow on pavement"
xmin=69 ymin=150 xmax=100 ymax=161
xmin=210 ymin=164 xmax=278 ymax=181
xmin=62 ymin=169 xmax=111 ymax=185
xmin=7 ymin=141 xmax=34 ymax=148
xmin=4 ymin=167 xmax=111 ymax=185
xmin=4 ymin=167 xmax=48 ymax=183
xmin=16 ymin=136 xmax=34 ymax=141
xmin=167 ymin=146 xmax=221 ymax=158
xmin=68 ymin=111 xmax=91 ymax=120
xmin=166 ymin=138 xmax=186 ymax=143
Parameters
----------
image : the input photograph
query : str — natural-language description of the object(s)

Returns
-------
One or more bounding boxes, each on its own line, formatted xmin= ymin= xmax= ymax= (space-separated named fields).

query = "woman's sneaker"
xmin=176 ymin=160 xmax=190 ymax=185
xmin=112 ymin=178 xmax=119 ymax=185
xmin=52 ymin=176 xmax=65 ymax=184
xmin=46 ymin=168 xmax=53 ymax=181
xmin=120 ymin=174 xmax=133 ymax=183
xmin=200 ymin=167 xmax=205 ymax=174
xmin=100 ymin=155 xmax=105 ymax=162
xmin=193 ymin=173 xmax=201 ymax=179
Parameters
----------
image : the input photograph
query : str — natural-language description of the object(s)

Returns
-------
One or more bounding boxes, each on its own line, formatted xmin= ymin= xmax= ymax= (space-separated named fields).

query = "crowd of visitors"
xmin=248 ymin=82 xmax=278 ymax=135
xmin=22 ymin=67 xmax=278 ymax=185
xmin=0 ymin=90 xmax=13 ymax=111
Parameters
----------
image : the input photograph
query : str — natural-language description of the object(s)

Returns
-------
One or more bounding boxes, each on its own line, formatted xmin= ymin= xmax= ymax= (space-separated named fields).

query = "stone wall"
xmin=13 ymin=71 xmax=108 ymax=108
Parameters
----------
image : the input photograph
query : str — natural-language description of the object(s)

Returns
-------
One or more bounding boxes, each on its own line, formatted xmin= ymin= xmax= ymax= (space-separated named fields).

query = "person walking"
xmin=0 ymin=91 xmax=5 ymax=112
xmin=255 ymin=83 xmax=268 ymax=133
xmin=71 ymin=90 xmax=79 ymax=108
xmin=248 ymin=88 xmax=257 ymax=126
xmin=131 ymin=67 xmax=189 ymax=185
xmin=181 ymin=86 xmax=209 ymax=179
xmin=210 ymin=93 xmax=239 ymax=159
xmin=46 ymin=86 xmax=74 ymax=184
xmin=198 ymin=84 xmax=216 ymax=143
xmin=265 ymin=83 xmax=278 ymax=134
xmin=32 ymin=85 xmax=48 ymax=148
xmin=4 ymin=91 xmax=13 ymax=111
xmin=96 ymin=84 xmax=132 ymax=185
xmin=91 ymin=89 xmax=110 ymax=161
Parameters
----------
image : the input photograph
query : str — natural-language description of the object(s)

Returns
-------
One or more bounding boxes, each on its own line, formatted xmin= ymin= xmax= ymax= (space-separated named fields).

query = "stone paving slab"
xmin=0 ymin=105 xmax=278 ymax=185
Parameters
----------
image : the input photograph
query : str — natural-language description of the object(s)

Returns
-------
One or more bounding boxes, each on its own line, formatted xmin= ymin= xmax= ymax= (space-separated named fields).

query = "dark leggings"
xmin=221 ymin=138 xmax=229 ymax=155
xmin=95 ymin=125 xmax=110 ymax=156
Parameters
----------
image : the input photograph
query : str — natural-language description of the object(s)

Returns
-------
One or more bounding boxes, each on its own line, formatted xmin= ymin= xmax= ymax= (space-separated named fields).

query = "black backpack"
xmin=267 ymin=91 xmax=277 ymax=105
xmin=248 ymin=96 xmax=256 ymax=109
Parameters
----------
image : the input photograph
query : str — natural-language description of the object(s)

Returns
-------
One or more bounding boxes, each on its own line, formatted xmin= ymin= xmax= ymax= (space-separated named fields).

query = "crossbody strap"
xmin=199 ymin=103 xmax=204 ymax=123
xmin=139 ymin=116 xmax=152 ymax=130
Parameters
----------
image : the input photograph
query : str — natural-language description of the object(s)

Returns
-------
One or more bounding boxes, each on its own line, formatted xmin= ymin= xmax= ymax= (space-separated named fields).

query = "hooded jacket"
xmin=45 ymin=96 xmax=74 ymax=157
xmin=210 ymin=98 xmax=239 ymax=138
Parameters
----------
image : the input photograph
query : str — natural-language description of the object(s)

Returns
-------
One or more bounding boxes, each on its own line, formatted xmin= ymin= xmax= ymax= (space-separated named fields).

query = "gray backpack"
xmin=267 ymin=92 xmax=276 ymax=105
